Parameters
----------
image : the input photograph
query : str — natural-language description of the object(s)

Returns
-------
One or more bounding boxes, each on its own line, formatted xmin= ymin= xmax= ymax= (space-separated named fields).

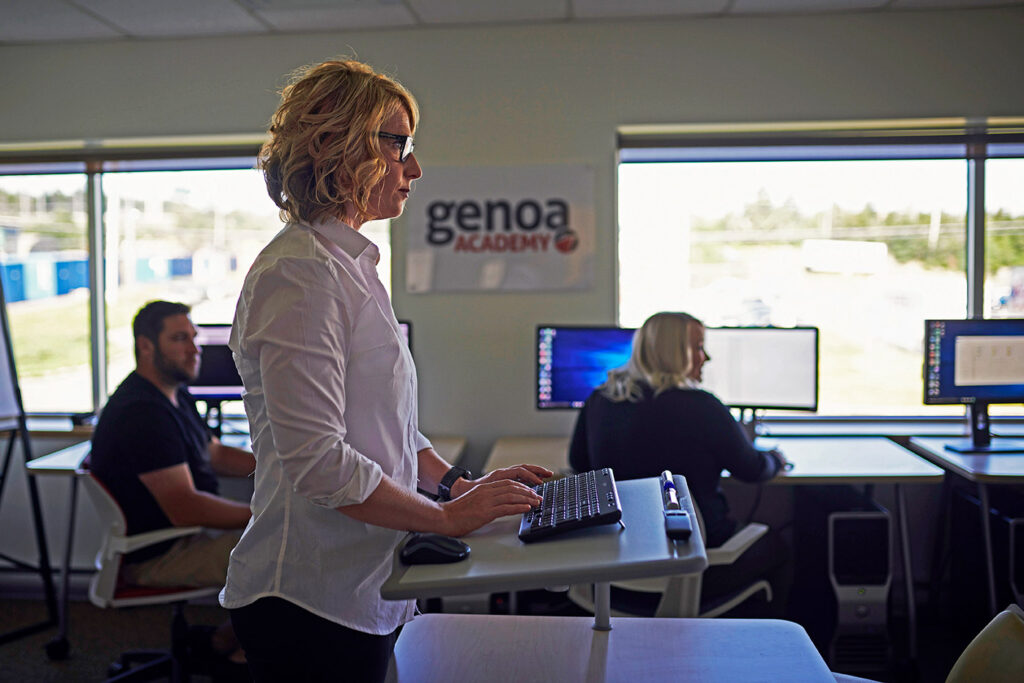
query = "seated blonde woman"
xmin=569 ymin=311 xmax=790 ymax=615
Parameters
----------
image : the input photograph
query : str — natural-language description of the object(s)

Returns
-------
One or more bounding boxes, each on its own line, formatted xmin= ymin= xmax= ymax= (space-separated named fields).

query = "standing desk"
xmin=381 ymin=477 xmax=707 ymax=631
xmin=907 ymin=436 xmax=1024 ymax=617
xmin=381 ymin=476 xmax=833 ymax=681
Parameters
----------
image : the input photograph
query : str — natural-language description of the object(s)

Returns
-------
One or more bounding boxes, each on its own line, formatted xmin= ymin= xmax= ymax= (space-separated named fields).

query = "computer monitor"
xmin=702 ymin=326 xmax=819 ymax=412
xmin=536 ymin=326 xmax=635 ymax=409
xmin=535 ymin=324 xmax=819 ymax=412
xmin=189 ymin=323 xmax=244 ymax=402
xmin=924 ymin=318 xmax=1024 ymax=453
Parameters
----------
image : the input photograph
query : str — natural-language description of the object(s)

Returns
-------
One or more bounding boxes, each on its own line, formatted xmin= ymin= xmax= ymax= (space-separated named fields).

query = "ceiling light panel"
xmin=572 ymin=0 xmax=730 ymax=19
xmin=406 ymin=0 xmax=569 ymax=24
xmin=240 ymin=0 xmax=415 ymax=31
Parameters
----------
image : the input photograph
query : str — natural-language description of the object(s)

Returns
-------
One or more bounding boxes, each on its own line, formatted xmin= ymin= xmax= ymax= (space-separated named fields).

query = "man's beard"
xmin=154 ymin=347 xmax=198 ymax=385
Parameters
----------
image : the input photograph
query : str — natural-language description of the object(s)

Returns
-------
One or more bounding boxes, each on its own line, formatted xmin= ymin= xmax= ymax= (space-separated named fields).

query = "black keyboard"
xmin=518 ymin=468 xmax=623 ymax=543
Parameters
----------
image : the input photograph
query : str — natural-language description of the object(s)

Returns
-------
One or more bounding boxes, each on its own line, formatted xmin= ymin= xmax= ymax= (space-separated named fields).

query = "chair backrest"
xmin=946 ymin=603 xmax=1024 ymax=683
xmin=79 ymin=471 xmax=219 ymax=608
xmin=79 ymin=473 xmax=130 ymax=607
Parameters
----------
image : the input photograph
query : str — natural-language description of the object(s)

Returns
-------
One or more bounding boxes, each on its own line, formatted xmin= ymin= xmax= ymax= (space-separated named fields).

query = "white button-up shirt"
xmin=219 ymin=218 xmax=429 ymax=634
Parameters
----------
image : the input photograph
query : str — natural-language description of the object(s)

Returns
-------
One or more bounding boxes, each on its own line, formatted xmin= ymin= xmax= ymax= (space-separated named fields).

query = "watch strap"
xmin=438 ymin=466 xmax=471 ymax=501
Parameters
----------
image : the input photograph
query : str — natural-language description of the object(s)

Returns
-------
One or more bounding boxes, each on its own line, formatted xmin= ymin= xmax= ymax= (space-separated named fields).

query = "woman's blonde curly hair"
xmin=260 ymin=59 xmax=419 ymax=226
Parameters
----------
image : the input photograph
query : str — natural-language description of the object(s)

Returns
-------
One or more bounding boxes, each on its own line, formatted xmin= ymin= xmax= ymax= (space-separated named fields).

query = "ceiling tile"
xmin=75 ymin=0 xmax=267 ymax=37
xmin=0 ymin=0 xmax=124 ymax=42
xmin=572 ymin=0 xmax=730 ymax=19
xmin=406 ymin=0 xmax=569 ymax=24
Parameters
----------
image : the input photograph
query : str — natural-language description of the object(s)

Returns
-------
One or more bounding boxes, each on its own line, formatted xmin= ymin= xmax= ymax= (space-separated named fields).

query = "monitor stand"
xmin=944 ymin=403 xmax=1024 ymax=454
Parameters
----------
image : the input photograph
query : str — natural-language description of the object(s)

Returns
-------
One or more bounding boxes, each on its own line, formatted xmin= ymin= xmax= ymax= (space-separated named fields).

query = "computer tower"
xmin=828 ymin=510 xmax=892 ymax=672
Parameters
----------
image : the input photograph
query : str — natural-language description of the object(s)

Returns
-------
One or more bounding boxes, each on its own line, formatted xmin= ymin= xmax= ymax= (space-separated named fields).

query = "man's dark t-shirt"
xmin=90 ymin=371 xmax=217 ymax=563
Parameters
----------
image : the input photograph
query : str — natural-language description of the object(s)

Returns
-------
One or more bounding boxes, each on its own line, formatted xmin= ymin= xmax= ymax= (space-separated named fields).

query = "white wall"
xmin=2 ymin=8 xmax=1023 ymax=469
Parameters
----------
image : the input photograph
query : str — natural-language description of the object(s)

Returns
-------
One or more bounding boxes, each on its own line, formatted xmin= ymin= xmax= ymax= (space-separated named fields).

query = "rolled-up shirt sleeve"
xmin=238 ymin=255 xmax=383 ymax=508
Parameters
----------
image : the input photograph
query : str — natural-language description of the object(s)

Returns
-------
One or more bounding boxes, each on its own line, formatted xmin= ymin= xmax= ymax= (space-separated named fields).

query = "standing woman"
xmin=221 ymin=59 xmax=551 ymax=682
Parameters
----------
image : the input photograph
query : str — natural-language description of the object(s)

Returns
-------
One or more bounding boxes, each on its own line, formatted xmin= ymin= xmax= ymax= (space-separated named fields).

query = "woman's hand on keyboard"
xmin=440 ymin=479 xmax=544 ymax=537
xmin=449 ymin=463 xmax=553 ymax=499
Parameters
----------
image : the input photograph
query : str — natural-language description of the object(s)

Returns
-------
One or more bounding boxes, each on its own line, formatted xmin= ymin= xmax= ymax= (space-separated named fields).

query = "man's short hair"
xmin=133 ymin=300 xmax=191 ymax=360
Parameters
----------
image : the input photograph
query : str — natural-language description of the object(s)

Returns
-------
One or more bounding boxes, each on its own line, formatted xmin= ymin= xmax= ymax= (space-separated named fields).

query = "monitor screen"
xmin=536 ymin=326 xmax=635 ymax=409
xmin=189 ymin=324 xmax=244 ymax=402
xmin=702 ymin=327 xmax=819 ymax=411
xmin=536 ymin=324 xmax=819 ymax=411
xmin=924 ymin=318 xmax=1024 ymax=405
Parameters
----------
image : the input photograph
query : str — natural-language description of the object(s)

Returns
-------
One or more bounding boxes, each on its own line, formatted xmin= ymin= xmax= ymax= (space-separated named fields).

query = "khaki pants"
xmin=121 ymin=529 xmax=243 ymax=588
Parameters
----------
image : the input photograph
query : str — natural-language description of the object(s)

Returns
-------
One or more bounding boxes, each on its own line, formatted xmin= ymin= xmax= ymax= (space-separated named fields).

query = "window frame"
xmin=616 ymin=119 xmax=1024 ymax=424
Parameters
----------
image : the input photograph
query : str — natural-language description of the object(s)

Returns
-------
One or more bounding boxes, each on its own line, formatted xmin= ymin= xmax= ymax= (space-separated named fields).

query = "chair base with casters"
xmin=80 ymin=471 xmax=223 ymax=683
xmin=568 ymin=521 xmax=773 ymax=618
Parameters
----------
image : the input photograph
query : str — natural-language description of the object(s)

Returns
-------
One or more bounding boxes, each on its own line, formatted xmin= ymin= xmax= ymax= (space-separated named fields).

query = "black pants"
xmin=230 ymin=597 xmax=400 ymax=683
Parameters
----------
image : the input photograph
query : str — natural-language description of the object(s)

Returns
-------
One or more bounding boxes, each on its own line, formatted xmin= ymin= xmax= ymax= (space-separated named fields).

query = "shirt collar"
xmin=308 ymin=217 xmax=380 ymax=265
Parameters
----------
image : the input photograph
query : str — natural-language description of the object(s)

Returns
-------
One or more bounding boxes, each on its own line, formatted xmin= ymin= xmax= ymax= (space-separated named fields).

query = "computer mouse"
xmin=399 ymin=532 xmax=471 ymax=565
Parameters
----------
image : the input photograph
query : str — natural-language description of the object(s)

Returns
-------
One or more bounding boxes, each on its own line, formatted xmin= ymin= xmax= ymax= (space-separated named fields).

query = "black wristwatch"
xmin=437 ymin=466 xmax=471 ymax=501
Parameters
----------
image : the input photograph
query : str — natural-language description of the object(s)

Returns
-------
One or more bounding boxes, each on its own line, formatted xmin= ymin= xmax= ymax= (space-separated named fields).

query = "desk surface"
xmin=380 ymin=477 xmax=707 ymax=601
xmin=24 ymin=440 xmax=91 ymax=475
xmin=485 ymin=436 xmax=571 ymax=474
xmin=909 ymin=436 xmax=1024 ymax=484
xmin=486 ymin=435 xmax=944 ymax=485
xmin=388 ymin=614 xmax=834 ymax=683
xmin=765 ymin=436 xmax=944 ymax=485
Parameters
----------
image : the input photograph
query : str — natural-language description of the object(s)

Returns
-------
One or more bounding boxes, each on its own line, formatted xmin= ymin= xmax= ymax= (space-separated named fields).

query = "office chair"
xmin=567 ymin=502 xmax=773 ymax=618
xmin=944 ymin=603 xmax=1024 ymax=683
xmin=80 ymin=471 xmax=221 ymax=683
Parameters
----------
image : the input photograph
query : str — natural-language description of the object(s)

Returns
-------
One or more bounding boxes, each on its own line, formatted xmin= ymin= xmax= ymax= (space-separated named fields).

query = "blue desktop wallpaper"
xmin=538 ymin=327 xmax=635 ymax=408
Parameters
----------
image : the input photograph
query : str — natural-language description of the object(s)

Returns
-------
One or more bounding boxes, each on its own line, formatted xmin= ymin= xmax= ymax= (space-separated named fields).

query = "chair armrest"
xmin=110 ymin=526 xmax=204 ymax=555
xmin=707 ymin=522 xmax=768 ymax=566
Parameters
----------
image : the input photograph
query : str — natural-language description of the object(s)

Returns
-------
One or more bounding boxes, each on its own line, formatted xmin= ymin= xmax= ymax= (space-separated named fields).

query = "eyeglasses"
xmin=378 ymin=132 xmax=415 ymax=163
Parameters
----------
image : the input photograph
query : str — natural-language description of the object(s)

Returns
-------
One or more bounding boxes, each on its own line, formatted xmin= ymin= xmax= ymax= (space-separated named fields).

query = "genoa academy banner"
xmin=405 ymin=165 xmax=595 ymax=293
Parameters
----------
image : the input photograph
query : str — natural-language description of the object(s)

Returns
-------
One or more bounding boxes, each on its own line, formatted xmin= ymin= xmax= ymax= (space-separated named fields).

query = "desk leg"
xmin=977 ymin=483 xmax=998 ymax=615
xmin=895 ymin=484 xmax=916 ymax=661
xmin=593 ymin=582 xmax=611 ymax=631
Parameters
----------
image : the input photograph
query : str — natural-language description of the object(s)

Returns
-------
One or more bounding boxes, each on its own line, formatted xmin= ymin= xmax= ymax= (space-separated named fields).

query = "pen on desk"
xmin=661 ymin=470 xmax=680 ymax=510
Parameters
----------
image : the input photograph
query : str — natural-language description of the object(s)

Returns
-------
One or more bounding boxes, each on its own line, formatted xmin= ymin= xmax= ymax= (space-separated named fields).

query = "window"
xmin=0 ymin=172 xmax=92 ymax=412
xmin=619 ymin=124 xmax=1024 ymax=416
xmin=0 ymin=153 xmax=393 ymax=414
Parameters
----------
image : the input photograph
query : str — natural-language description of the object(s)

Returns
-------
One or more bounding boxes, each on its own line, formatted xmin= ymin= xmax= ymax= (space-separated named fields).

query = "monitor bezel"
xmin=923 ymin=318 xmax=1024 ymax=406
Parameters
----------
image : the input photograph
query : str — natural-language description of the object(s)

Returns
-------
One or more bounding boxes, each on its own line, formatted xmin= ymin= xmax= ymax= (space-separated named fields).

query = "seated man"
xmin=90 ymin=300 xmax=253 ymax=668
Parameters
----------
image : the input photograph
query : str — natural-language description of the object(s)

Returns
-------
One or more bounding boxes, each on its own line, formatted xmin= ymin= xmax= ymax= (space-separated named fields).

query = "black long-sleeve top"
xmin=568 ymin=385 xmax=781 ymax=547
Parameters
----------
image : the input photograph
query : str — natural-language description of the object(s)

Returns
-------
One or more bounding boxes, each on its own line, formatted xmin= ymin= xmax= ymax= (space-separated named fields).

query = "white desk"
xmin=382 ymin=476 xmax=707 ymax=630
xmin=387 ymin=614 xmax=834 ymax=683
